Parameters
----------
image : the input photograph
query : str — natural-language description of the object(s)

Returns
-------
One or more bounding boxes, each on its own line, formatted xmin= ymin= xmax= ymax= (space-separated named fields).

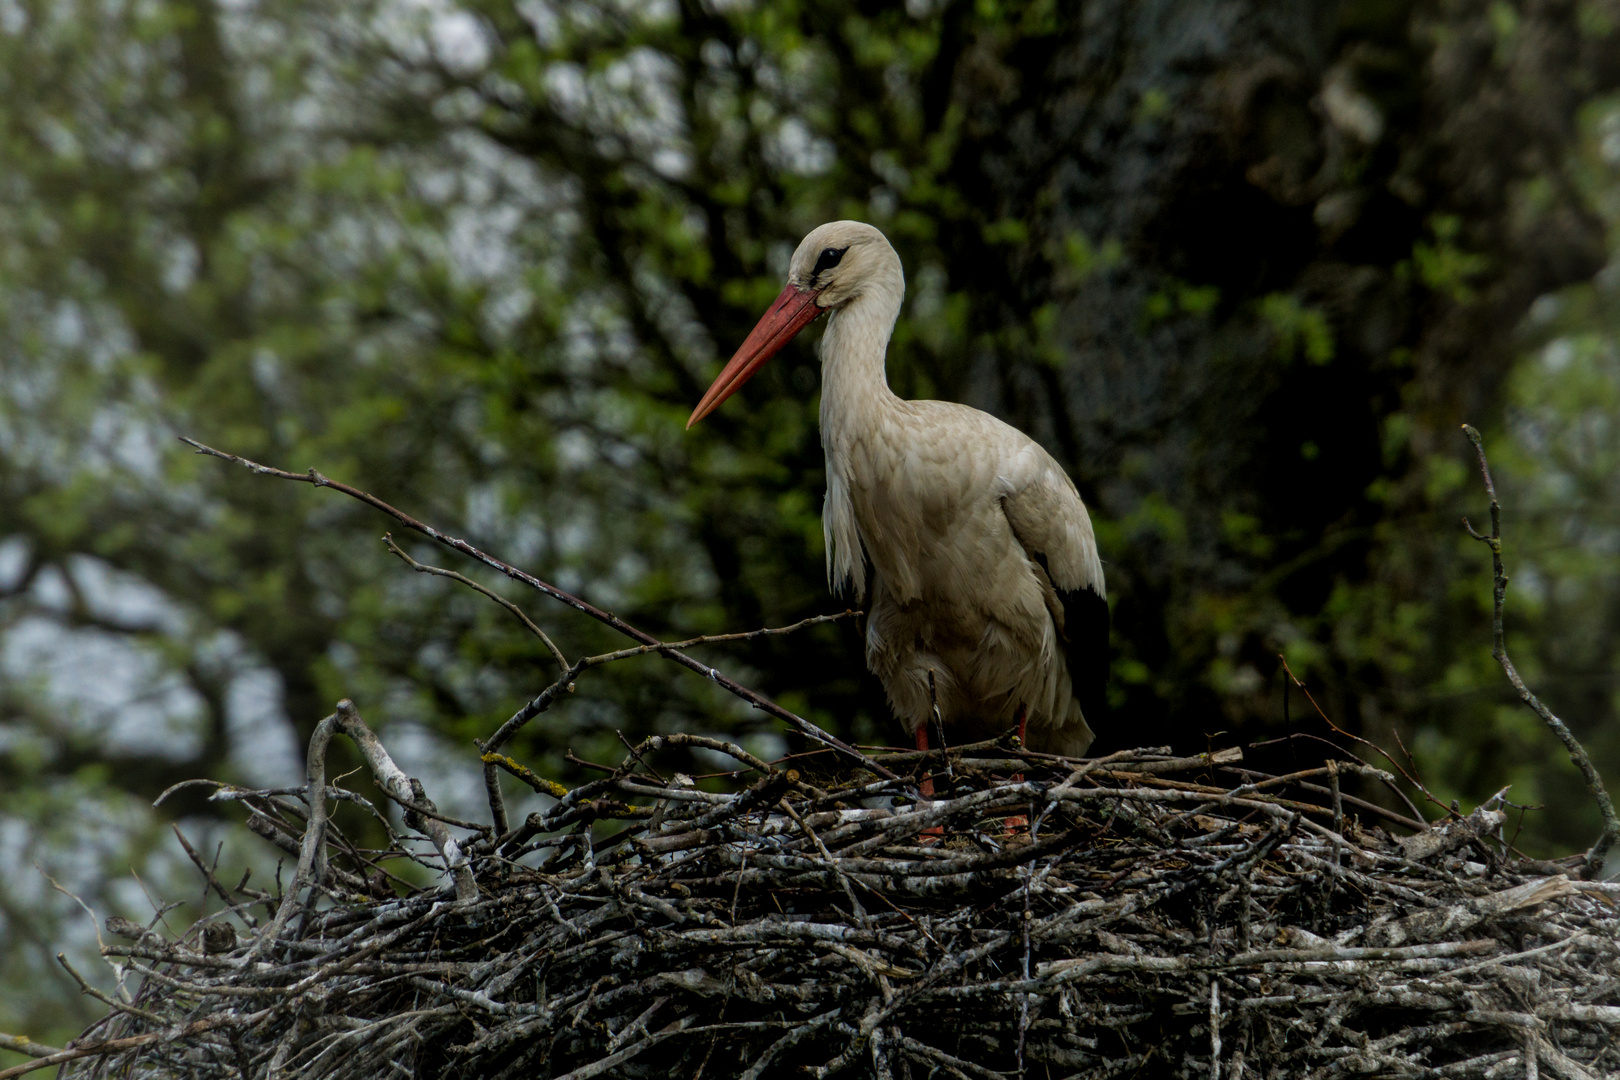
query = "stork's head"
xmin=687 ymin=221 xmax=900 ymax=428
xmin=785 ymin=220 xmax=901 ymax=309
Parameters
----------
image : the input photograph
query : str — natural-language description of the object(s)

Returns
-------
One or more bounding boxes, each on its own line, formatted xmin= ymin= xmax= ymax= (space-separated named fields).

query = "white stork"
xmin=688 ymin=221 xmax=1108 ymax=761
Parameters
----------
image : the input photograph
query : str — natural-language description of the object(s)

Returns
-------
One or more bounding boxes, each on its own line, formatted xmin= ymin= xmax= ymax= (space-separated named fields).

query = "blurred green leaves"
xmin=1260 ymin=293 xmax=1335 ymax=366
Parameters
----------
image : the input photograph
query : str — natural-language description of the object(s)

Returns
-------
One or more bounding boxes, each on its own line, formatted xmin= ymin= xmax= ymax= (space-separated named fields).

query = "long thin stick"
xmin=180 ymin=436 xmax=894 ymax=781
xmin=1276 ymin=656 xmax=1435 ymax=823
xmin=385 ymin=532 xmax=569 ymax=672
xmin=1462 ymin=424 xmax=1619 ymax=878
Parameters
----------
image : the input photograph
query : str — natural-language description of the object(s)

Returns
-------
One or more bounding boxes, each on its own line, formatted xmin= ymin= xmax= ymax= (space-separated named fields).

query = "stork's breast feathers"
xmin=822 ymin=463 xmax=866 ymax=599
xmin=827 ymin=398 xmax=1109 ymax=742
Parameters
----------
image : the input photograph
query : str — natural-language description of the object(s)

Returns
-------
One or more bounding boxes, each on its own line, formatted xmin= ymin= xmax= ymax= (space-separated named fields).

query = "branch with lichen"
xmin=1461 ymin=424 xmax=1619 ymax=878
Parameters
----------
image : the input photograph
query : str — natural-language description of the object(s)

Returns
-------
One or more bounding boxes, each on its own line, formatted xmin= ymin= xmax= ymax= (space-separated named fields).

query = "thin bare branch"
xmin=385 ymin=532 xmax=569 ymax=672
xmin=0 ymin=1034 xmax=62 ymax=1061
xmin=180 ymin=436 xmax=893 ymax=781
xmin=1462 ymin=424 xmax=1620 ymax=878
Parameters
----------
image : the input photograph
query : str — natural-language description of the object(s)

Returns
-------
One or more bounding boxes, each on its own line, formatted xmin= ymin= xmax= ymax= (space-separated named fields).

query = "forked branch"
xmin=385 ymin=533 xmax=570 ymax=673
xmin=180 ymin=436 xmax=894 ymax=781
xmin=260 ymin=699 xmax=478 ymax=952
xmin=1461 ymin=424 xmax=1619 ymax=878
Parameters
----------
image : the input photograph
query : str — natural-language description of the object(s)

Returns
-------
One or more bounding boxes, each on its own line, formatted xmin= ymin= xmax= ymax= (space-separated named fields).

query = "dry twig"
xmin=179 ymin=436 xmax=892 ymax=781
xmin=1461 ymin=424 xmax=1620 ymax=878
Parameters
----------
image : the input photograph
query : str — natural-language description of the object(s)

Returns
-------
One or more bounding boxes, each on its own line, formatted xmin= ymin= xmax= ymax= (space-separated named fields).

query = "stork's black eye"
xmin=812 ymin=246 xmax=848 ymax=277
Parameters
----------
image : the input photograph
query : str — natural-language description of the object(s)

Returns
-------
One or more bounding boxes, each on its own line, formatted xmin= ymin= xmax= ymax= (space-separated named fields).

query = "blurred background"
xmin=5 ymin=0 xmax=1620 ymax=1049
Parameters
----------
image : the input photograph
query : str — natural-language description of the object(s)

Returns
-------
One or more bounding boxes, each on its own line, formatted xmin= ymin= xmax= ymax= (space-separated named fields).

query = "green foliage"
xmin=1259 ymin=293 xmax=1336 ymax=366
xmin=1412 ymin=214 xmax=1490 ymax=302
xmin=1060 ymin=230 xmax=1125 ymax=283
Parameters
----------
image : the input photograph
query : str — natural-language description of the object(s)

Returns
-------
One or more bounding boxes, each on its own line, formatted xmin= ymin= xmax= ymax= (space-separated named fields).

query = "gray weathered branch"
xmin=1462 ymin=424 xmax=1619 ymax=878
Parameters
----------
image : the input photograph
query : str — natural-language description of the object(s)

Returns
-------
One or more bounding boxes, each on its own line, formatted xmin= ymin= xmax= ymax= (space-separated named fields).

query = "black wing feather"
xmin=1034 ymin=552 xmax=1110 ymax=728
xmin=1060 ymin=583 xmax=1110 ymax=729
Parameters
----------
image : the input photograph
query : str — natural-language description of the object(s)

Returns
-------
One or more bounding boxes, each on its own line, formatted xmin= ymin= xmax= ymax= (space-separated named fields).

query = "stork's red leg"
xmin=915 ymin=722 xmax=935 ymax=798
xmin=1006 ymin=705 xmax=1029 ymax=834
xmin=915 ymin=723 xmax=944 ymax=842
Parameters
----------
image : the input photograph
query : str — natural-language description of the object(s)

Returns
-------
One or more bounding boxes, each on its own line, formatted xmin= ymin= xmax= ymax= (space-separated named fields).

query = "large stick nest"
xmin=57 ymin=705 xmax=1620 ymax=1080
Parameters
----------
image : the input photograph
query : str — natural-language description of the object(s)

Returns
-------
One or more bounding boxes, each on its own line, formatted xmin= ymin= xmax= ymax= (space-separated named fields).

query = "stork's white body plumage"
xmin=690 ymin=221 xmax=1107 ymax=756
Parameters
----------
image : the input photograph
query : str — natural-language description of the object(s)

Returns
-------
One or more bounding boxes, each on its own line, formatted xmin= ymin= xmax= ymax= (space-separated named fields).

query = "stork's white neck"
xmin=814 ymin=244 xmax=905 ymax=599
xmin=818 ymin=274 xmax=904 ymax=448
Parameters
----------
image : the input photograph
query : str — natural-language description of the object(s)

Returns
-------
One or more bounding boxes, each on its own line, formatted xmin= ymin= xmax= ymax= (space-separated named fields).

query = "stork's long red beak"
xmin=687 ymin=284 xmax=826 ymax=428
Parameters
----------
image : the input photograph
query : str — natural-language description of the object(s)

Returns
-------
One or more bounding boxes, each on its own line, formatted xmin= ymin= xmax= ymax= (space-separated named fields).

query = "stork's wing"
xmin=998 ymin=447 xmax=1109 ymax=727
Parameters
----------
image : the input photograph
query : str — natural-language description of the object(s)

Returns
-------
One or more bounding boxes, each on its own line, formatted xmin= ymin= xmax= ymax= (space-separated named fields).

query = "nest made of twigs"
xmin=51 ymin=705 xmax=1620 ymax=1080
